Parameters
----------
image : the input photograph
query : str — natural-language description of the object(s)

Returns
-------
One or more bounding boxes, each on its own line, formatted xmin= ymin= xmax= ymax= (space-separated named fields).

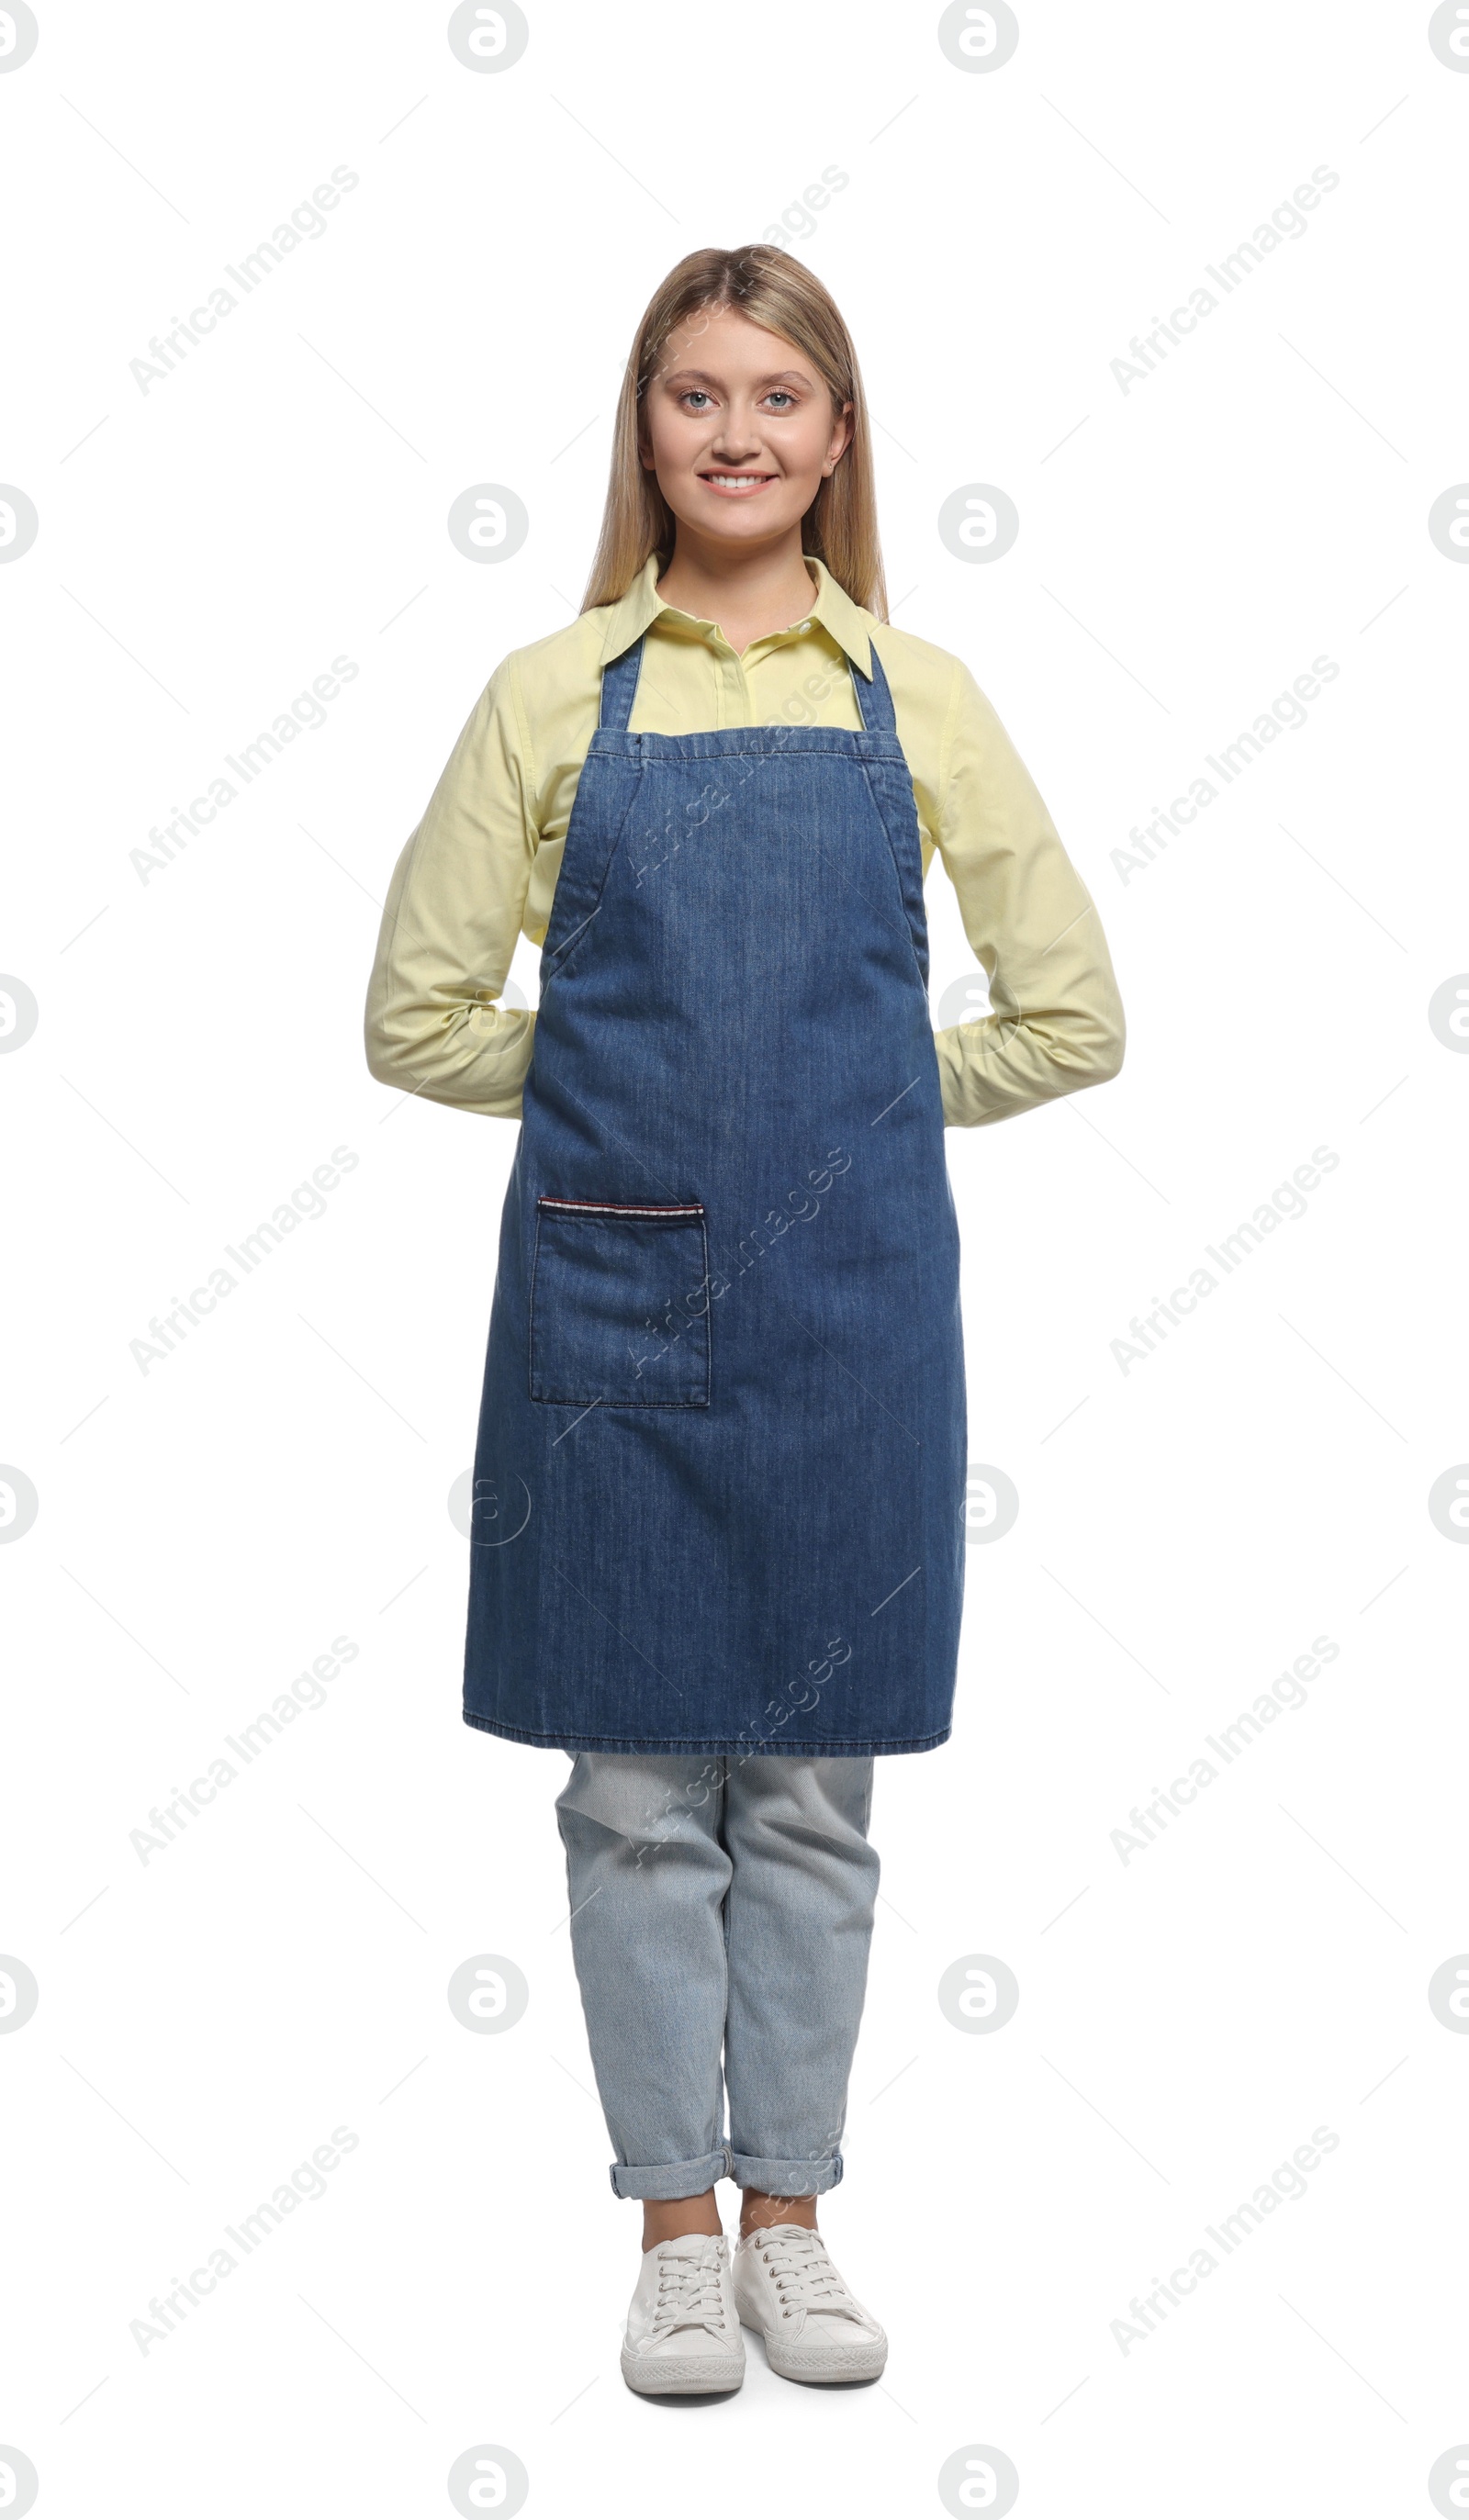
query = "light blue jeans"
xmin=555 ymin=1752 xmax=880 ymax=2200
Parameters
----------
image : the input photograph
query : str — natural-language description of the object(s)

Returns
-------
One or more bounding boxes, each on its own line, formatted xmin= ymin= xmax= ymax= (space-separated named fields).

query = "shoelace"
xmin=648 ymin=2240 xmax=731 ymax=2340
xmin=747 ymin=2226 xmax=865 ymax=2323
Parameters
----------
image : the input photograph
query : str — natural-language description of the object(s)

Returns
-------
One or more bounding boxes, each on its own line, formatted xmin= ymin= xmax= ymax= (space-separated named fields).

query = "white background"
xmin=4 ymin=2 xmax=1468 ymax=2513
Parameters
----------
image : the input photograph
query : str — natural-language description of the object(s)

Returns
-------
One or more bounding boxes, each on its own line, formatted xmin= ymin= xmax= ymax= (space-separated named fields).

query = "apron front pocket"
xmin=529 ymin=1198 xmax=712 ymax=1407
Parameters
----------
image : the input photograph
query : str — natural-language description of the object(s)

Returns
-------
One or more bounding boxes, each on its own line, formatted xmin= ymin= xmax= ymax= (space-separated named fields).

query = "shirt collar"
xmin=599 ymin=552 xmax=874 ymax=677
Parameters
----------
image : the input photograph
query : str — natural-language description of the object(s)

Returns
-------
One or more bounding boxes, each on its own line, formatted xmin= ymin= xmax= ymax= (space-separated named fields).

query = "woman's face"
xmin=640 ymin=304 xmax=852 ymax=554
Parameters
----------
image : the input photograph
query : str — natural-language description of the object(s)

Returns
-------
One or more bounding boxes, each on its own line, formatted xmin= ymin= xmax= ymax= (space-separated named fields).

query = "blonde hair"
xmin=581 ymin=246 xmax=887 ymax=621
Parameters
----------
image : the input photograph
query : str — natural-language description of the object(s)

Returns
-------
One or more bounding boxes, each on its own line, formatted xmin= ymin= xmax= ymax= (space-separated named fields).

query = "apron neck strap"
xmin=850 ymin=640 xmax=896 ymax=734
xmin=599 ymin=636 xmax=645 ymax=733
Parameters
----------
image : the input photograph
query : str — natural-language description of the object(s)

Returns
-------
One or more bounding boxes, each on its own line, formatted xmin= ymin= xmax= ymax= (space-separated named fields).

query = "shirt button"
xmin=798 ymin=622 xmax=812 ymax=634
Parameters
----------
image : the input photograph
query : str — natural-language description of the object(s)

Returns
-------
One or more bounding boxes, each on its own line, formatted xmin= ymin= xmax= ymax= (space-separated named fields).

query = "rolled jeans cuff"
xmin=607 ymin=2145 xmax=846 ymax=2199
xmin=608 ymin=2146 xmax=732 ymax=2201
xmin=728 ymin=2150 xmax=844 ymax=2197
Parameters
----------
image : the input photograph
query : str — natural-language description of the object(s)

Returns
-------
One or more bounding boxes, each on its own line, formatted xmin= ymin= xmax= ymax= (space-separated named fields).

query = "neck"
xmin=656 ymin=530 xmax=816 ymax=655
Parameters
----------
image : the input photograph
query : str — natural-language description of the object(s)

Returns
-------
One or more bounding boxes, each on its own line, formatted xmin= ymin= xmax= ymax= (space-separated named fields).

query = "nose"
xmin=709 ymin=402 xmax=764 ymax=461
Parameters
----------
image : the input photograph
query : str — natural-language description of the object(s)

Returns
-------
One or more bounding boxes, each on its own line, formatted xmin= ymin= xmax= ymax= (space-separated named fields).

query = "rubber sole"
xmin=747 ymin=2323 xmax=888 ymax=2385
xmin=620 ymin=2343 xmax=746 ymax=2396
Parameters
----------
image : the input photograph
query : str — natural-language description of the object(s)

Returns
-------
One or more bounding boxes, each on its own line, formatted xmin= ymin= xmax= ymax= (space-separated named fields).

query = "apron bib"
xmin=463 ymin=632 xmax=966 ymax=1755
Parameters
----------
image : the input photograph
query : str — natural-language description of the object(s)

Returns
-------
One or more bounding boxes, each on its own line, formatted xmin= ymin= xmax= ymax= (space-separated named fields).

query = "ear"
xmin=823 ymin=398 xmax=855 ymax=476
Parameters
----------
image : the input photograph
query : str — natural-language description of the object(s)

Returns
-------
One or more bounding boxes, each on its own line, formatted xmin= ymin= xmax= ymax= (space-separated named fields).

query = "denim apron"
xmin=463 ymin=629 xmax=965 ymax=1755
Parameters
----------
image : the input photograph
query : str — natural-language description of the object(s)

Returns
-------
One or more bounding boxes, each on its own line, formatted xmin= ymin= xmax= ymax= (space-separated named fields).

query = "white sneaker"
xmin=733 ymin=2222 xmax=887 ymax=2383
xmin=621 ymin=2232 xmax=746 ymax=2396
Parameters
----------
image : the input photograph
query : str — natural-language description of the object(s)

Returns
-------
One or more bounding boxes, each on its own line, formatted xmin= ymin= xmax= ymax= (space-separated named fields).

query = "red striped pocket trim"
xmin=537 ymin=1196 xmax=704 ymax=1217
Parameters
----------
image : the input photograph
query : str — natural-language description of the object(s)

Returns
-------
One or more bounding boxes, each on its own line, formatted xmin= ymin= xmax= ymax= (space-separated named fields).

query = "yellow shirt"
xmin=364 ymin=554 xmax=1125 ymax=1126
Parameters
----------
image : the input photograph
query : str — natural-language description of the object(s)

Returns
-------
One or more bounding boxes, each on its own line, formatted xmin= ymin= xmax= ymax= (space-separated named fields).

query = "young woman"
xmin=366 ymin=246 xmax=1125 ymax=2398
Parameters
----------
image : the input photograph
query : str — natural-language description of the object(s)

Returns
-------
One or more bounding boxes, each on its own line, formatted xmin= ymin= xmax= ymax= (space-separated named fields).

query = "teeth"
xmin=706 ymin=476 xmax=768 ymax=487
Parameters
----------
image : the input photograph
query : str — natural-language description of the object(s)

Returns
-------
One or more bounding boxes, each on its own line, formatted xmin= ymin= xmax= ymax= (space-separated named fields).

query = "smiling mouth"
xmin=699 ymin=472 xmax=777 ymax=494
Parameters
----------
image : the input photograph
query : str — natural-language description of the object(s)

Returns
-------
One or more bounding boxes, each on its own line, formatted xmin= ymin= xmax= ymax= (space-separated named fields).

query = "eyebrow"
xmin=659 ymin=367 xmax=813 ymax=389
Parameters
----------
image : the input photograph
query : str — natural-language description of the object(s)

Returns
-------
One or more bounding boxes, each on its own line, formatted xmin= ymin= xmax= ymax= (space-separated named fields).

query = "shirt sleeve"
xmin=930 ymin=660 xmax=1126 ymax=1128
xmin=364 ymin=657 xmax=537 ymax=1119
